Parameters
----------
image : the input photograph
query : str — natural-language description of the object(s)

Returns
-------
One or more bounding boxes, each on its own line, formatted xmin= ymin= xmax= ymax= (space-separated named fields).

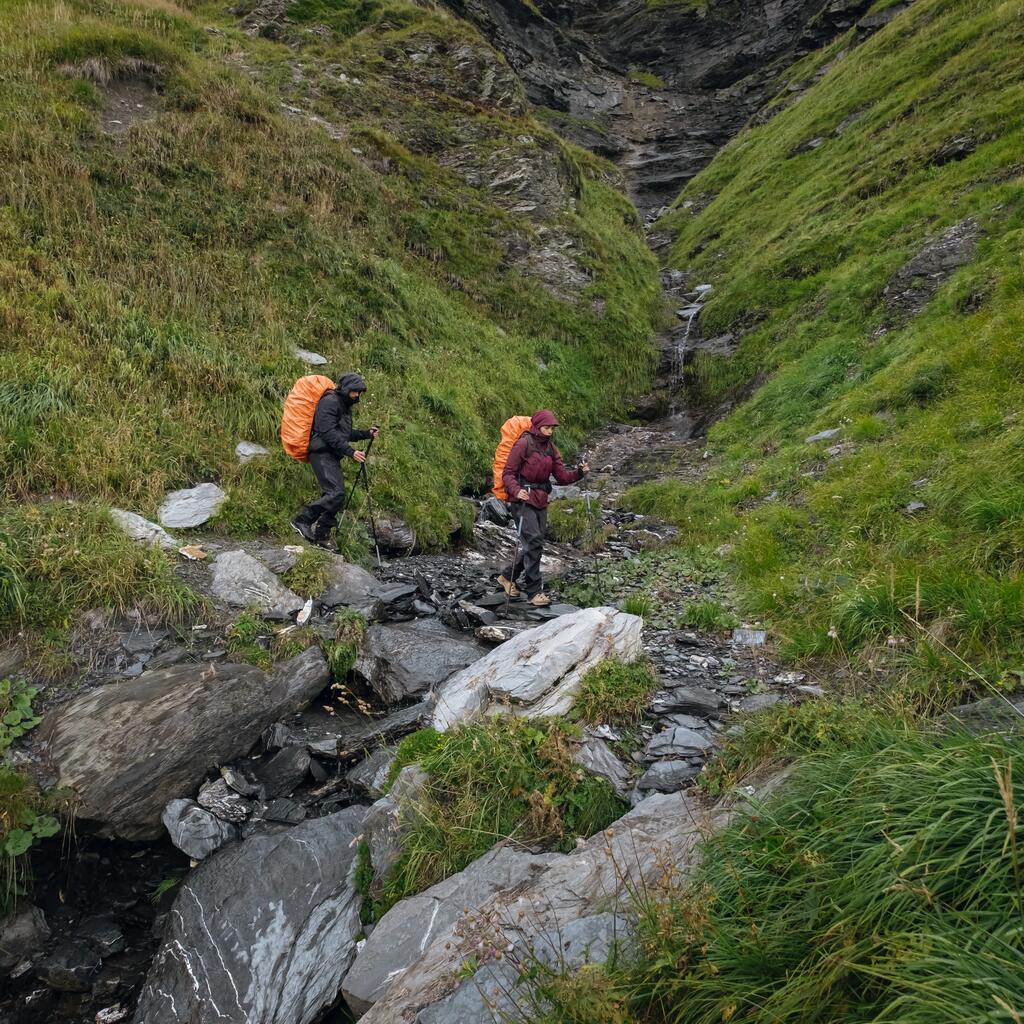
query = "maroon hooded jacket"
xmin=502 ymin=410 xmax=583 ymax=510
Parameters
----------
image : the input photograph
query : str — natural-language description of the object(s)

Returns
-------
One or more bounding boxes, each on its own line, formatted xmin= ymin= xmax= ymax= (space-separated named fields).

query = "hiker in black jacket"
xmin=292 ymin=372 xmax=378 ymax=547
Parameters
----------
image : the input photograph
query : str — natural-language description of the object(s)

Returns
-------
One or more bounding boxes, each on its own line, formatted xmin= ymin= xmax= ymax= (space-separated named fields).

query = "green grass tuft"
xmin=378 ymin=717 xmax=626 ymax=912
xmin=521 ymin=726 xmax=1024 ymax=1024
xmin=571 ymin=658 xmax=658 ymax=726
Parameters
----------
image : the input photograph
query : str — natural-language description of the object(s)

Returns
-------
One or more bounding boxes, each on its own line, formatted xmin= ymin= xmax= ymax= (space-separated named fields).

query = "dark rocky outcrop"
xmin=442 ymin=0 xmax=897 ymax=212
xmin=38 ymin=647 xmax=329 ymax=839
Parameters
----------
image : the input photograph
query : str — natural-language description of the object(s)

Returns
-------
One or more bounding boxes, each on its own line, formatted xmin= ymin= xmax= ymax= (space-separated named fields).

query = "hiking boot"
xmin=311 ymin=525 xmax=335 ymax=550
xmin=290 ymin=518 xmax=318 ymax=544
xmin=527 ymin=592 xmax=551 ymax=607
xmin=497 ymin=575 xmax=520 ymax=598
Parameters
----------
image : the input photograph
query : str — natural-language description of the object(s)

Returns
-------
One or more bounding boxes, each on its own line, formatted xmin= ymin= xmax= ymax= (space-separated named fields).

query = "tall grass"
xmin=375 ymin=718 xmax=626 ymax=915
xmin=524 ymin=725 xmax=1024 ymax=1023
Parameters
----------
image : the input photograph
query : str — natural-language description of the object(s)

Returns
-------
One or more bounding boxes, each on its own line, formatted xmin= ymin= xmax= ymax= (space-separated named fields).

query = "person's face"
xmin=348 ymin=390 xmax=363 ymax=401
xmin=540 ymin=424 xmax=555 ymax=437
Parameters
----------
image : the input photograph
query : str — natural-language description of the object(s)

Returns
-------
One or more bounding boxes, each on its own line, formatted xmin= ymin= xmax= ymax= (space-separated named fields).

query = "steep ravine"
xmin=0 ymin=1 xmax=888 ymax=1022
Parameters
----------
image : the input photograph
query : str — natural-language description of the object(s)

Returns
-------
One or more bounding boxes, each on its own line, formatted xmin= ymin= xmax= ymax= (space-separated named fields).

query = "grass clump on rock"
xmin=379 ymin=718 xmax=627 ymax=912
xmin=571 ymin=658 xmax=658 ymax=726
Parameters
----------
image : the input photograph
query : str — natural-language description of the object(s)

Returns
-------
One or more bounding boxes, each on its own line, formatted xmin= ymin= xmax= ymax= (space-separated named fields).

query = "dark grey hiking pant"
xmin=501 ymin=503 xmax=547 ymax=597
xmin=298 ymin=451 xmax=347 ymax=530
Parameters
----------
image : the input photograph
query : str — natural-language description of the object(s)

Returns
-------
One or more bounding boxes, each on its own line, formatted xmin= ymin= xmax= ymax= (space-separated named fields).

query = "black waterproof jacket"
xmin=308 ymin=390 xmax=372 ymax=460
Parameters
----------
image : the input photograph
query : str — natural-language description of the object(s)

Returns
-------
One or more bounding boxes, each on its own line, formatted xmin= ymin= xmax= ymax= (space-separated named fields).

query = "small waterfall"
xmin=667 ymin=299 xmax=703 ymax=415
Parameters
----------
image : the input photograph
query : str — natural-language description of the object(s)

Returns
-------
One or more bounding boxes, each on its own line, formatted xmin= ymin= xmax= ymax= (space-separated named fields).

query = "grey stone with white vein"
xmin=342 ymin=843 xmax=556 ymax=1016
xmin=211 ymin=549 xmax=305 ymax=619
xmin=134 ymin=806 xmax=365 ymax=1024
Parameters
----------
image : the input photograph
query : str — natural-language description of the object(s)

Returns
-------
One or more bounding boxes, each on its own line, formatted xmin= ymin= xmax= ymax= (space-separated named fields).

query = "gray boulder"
xmin=645 ymin=725 xmax=715 ymax=759
xmin=413 ymin=912 xmax=625 ymax=1024
xmin=574 ymin=736 xmax=633 ymax=799
xmin=292 ymin=346 xmax=328 ymax=365
xmin=0 ymin=904 xmax=50 ymax=971
xmin=162 ymin=799 xmax=238 ymax=860
xmin=432 ymin=607 xmax=643 ymax=729
xmin=158 ymin=482 xmax=227 ymax=528
xmin=343 ymin=843 xmax=557 ymax=1016
xmin=321 ymin=559 xmax=383 ymax=617
xmin=372 ymin=516 xmax=417 ymax=554
xmin=804 ymin=427 xmax=842 ymax=444
xmin=38 ymin=647 xmax=329 ymax=839
xmin=135 ymin=806 xmax=365 ymax=1024
xmin=109 ymin=509 xmax=177 ymax=550
xmin=236 ymin=441 xmax=270 ymax=464
xmin=359 ymin=789 xmax=728 ymax=1023
xmin=36 ymin=940 xmax=101 ymax=992
xmin=211 ymin=549 xmax=305 ymax=619
xmin=346 ymin=744 xmax=397 ymax=798
xmin=355 ymin=619 xmax=488 ymax=704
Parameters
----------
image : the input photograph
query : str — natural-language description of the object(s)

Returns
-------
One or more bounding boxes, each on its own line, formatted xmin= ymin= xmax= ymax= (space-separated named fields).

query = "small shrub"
xmin=627 ymin=68 xmax=666 ymax=89
xmin=700 ymin=697 xmax=916 ymax=795
xmin=386 ymin=727 xmax=443 ymax=790
xmin=0 ymin=679 xmax=43 ymax=754
xmin=226 ymin=610 xmax=273 ymax=669
xmin=324 ymin=609 xmax=367 ymax=681
xmin=622 ymin=593 xmax=652 ymax=618
xmin=547 ymin=498 xmax=603 ymax=546
xmin=571 ymin=658 xmax=658 ymax=725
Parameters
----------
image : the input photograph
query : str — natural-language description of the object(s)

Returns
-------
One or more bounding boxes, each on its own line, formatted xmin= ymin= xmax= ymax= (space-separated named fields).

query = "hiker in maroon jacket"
xmin=497 ymin=410 xmax=589 ymax=606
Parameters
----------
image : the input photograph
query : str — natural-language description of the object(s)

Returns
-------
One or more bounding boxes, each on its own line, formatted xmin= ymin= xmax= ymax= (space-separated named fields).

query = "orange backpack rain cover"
xmin=281 ymin=375 xmax=336 ymax=461
xmin=492 ymin=415 xmax=534 ymax=500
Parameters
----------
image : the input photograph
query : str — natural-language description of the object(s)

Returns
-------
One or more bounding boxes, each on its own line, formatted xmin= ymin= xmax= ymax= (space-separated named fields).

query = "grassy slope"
xmin=630 ymin=0 xmax=1024 ymax=695
xmin=0 ymin=0 xmax=658 ymax=638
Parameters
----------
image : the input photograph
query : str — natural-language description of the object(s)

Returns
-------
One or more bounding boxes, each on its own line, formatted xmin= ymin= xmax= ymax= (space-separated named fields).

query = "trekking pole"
xmin=337 ymin=436 xmax=375 ymax=543
xmin=582 ymin=452 xmax=604 ymax=603
xmin=503 ymin=512 xmax=525 ymax=619
xmin=357 ymin=456 xmax=383 ymax=568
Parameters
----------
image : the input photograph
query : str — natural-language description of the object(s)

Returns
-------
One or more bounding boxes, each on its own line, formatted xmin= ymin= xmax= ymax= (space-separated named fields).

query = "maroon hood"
xmin=530 ymin=409 xmax=559 ymax=435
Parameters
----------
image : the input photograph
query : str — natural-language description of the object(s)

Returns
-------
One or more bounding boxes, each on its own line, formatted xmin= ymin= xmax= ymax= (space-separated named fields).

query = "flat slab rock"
xmin=354 ymin=618 xmax=488 ymax=704
xmin=109 ymin=509 xmax=177 ymax=550
xmin=211 ymin=549 xmax=305 ymax=619
xmin=37 ymin=647 xmax=328 ymax=839
xmin=343 ymin=844 xmax=560 ymax=1015
xmin=135 ymin=806 xmax=365 ymax=1024
xmin=432 ymin=606 xmax=643 ymax=730
xmin=158 ymin=482 xmax=227 ymax=529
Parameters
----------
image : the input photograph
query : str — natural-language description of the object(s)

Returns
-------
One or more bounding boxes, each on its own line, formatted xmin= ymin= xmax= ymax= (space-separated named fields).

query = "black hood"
xmin=337 ymin=372 xmax=367 ymax=394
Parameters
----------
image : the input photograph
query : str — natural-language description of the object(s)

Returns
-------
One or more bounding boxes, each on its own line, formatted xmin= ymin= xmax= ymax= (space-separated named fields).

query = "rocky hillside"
xmin=0 ymin=0 xmax=658 ymax=644
xmin=440 ymin=0 xmax=907 ymax=213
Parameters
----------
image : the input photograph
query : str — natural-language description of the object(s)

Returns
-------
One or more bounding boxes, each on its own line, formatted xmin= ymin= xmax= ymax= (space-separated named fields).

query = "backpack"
xmin=281 ymin=375 xmax=335 ymax=461
xmin=492 ymin=415 xmax=534 ymax=500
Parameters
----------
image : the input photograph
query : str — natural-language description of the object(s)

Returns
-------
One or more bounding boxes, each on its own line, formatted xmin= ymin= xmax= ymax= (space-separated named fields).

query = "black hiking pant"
xmin=501 ymin=503 xmax=547 ymax=597
xmin=298 ymin=451 xmax=347 ymax=531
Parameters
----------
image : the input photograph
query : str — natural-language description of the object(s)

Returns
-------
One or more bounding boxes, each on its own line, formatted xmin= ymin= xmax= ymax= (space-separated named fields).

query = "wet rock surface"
xmin=135 ymin=806 xmax=365 ymax=1024
xmin=354 ymin=619 xmax=488 ymax=703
